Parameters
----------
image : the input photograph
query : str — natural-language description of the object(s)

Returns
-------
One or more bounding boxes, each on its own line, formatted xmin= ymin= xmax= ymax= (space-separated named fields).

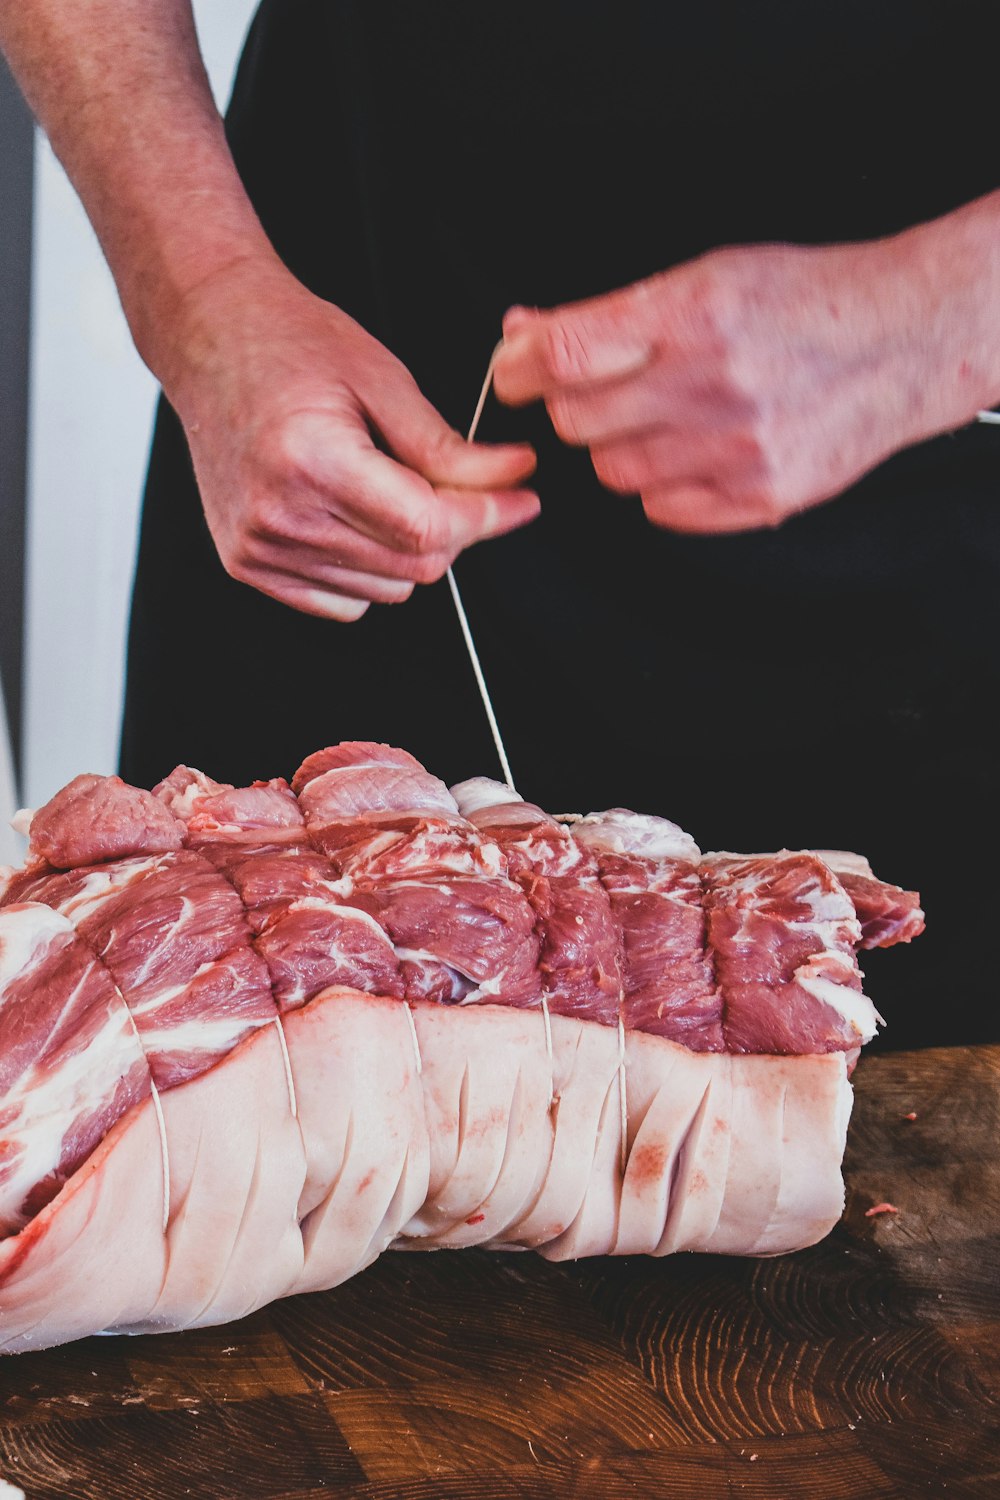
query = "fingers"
xmin=494 ymin=298 xmax=652 ymax=406
xmin=246 ymin=511 xmax=456 ymax=586
xmin=269 ymin=410 xmax=540 ymax=557
xmin=226 ymin=411 xmax=541 ymax=616
xmin=249 ymin=575 xmax=373 ymax=622
xmin=545 ymin=357 xmax=750 ymax=447
xmin=591 ymin=424 xmax=766 ymax=498
xmin=331 ymin=447 xmax=541 ymax=555
xmin=247 ymin=550 xmax=418 ymax=603
xmin=641 ymin=484 xmax=786 ymax=534
xmin=362 ymin=367 xmax=537 ymax=488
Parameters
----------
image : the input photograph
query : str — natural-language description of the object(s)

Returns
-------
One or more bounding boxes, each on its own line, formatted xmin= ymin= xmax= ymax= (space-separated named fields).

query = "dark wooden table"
xmin=0 ymin=1045 xmax=997 ymax=1499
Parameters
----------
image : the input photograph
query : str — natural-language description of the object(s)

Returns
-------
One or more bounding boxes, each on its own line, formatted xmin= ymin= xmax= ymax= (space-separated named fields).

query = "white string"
xmin=977 ymin=410 xmax=1000 ymax=425
xmin=117 ymin=988 xmax=171 ymax=1232
xmin=446 ymin=343 xmax=518 ymax=793
xmin=617 ymin=1013 xmax=628 ymax=1175
xmin=540 ymin=993 xmax=554 ymax=1109
xmin=272 ymin=1015 xmax=298 ymax=1118
xmin=403 ymin=1001 xmax=423 ymax=1076
xmin=149 ymin=1082 xmax=171 ymax=1234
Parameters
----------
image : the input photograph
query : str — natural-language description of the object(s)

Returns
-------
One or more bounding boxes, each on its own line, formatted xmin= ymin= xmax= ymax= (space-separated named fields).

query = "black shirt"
xmin=122 ymin=0 xmax=1000 ymax=1046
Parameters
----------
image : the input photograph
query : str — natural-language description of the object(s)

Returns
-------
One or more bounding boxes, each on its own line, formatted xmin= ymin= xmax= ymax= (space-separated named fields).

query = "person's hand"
xmin=493 ymin=224 xmax=1000 ymax=533
xmin=162 ymin=259 xmax=539 ymax=619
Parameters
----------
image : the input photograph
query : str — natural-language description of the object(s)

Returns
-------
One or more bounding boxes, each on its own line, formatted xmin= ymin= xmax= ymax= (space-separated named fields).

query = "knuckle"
xmin=730 ymin=424 xmax=768 ymax=472
xmin=222 ymin=546 xmax=254 ymax=587
xmin=246 ymin=491 xmax=288 ymax=541
xmin=689 ymin=260 xmax=746 ymax=354
xmin=408 ymin=550 xmax=452 ymax=586
xmin=394 ymin=505 xmax=445 ymax=557
xmin=263 ymin=412 xmax=314 ymax=482
xmin=545 ymin=320 xmax=591 ymax=384
xmin=419 ymin=422 xmax=462 ymax=474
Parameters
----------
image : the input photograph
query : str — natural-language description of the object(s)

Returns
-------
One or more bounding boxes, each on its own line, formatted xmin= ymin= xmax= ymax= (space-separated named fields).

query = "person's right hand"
xmin=160 ymin=258 xmax=539 ymax=620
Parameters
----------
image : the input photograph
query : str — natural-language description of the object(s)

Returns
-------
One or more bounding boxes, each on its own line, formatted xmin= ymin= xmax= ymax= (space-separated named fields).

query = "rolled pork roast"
xmin=0 ymin=742 xmax=923 ymax=1353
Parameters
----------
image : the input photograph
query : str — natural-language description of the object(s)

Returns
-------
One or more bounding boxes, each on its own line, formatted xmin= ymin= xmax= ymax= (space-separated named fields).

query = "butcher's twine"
xmin=446 ymin=346 xmax=518 ymax=793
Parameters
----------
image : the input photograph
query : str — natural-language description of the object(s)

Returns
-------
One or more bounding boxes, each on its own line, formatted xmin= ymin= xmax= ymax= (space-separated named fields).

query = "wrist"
xmin=125 ymin=218 xmax=283 ymax=400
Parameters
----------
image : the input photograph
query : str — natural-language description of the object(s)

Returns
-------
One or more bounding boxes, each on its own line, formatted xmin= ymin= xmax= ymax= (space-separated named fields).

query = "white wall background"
xmin=0 ymin=688 xmax=17 ymax=865
xmin=22 ymin=2 xmax=258 ymax=810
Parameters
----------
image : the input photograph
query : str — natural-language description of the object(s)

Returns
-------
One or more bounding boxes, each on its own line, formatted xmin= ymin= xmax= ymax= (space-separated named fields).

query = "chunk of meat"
xmin=453 ymin=779 xmax=621 ymax=1025
xmin=291 ymin=741 xmax=425 ymax=793
xmin=573 ymin=809 xmax=723 ymax=1051
xmin=295 ymin=742 xmax=455 ymax=851
xmin=161 ymin=774 xmax=404 ymax=1011
xmin=153 ymin=765 xmax=231 ymax=820
xmin=703 ymin=852 xmax=879 ymax=1054
xmin=299 ymin=752 xmax=539 ymax=1006
xmin=816 ymin=851 xmax=926 ymax=949
xmin=0 ymin=903 xmax=151 ymax=1236
xmin=6 ymin=853 xmax=276 ymax=1088
xmin=28 ymin=775 xmax=184 ymax=869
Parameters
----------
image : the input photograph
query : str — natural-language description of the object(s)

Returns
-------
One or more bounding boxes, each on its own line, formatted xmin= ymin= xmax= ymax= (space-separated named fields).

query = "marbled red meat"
xmin=28 ymin=774 xmax=184 ymax=869
xmin=8 ymin=852 xmax=275 ymax=1089
xmin=453 ymin=779 xmax=621 ymax=1026
xmin=297 ymin=748 xmax=539 ymax=1006
xmin=0 ymin=740 xmax=924 ymax=1322
xmin=0 ymin=903 xmax=151 ymax=1236
xmin=156 ymin=767 xmax=404 ymax=1008
xmin=703 ymin=853 xmax=877 ymax=1055
xmin=817 ymin=851 xmax=926 ymax=950
xmin=573 ymin=809 xmax=724 ymax=1051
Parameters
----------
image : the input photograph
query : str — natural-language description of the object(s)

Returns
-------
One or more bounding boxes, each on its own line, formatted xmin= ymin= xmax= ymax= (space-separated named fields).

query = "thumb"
xmin=364 ymin=368 xmax=536 ymax=490
xmin=494 ymin=290 xmax=652 ymax=405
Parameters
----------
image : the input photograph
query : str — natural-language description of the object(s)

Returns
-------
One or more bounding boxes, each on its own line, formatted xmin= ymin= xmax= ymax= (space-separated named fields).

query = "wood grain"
xmin=0 ymin=1045 xmax=997 ymax=1499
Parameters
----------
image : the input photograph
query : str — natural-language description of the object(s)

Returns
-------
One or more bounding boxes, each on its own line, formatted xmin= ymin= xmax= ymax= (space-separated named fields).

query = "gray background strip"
xmin=0 ymin=55 xmax=33 ymax=782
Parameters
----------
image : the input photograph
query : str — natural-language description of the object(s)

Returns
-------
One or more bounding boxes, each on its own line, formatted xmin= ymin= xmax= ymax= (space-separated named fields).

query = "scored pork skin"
xmin=0 ymin=988 xmax=850 ymax=1353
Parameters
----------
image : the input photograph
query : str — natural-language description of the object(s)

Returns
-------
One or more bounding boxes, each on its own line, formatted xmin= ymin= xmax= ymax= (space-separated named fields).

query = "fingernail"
xmin=585 ymin=339 xmax=651 ymax=380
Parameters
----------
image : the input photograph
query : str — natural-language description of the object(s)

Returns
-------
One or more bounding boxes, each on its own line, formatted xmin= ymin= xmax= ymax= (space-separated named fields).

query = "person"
xmin=2 ymin=1 xmax=998 ymax=1048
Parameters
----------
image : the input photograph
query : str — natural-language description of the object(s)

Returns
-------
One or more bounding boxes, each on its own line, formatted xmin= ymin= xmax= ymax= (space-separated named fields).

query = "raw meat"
xmin=0 ymin=742 xmax=923 ymax=1352
xmin=453 ymin=778 xmax=621 ymax=1024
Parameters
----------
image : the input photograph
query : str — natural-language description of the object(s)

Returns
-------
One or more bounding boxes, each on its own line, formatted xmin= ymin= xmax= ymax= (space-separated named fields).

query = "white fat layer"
xmin=0 ymin=998 xmax=146 ymax=1235
xmin=11 ymin=807 xmax=34 ymax=837
xmin=122 ymin=957 xmax=219 ymax=1018
xmin=47 ymin=855 xmax=165 ymax=925
xmin=795 ymin=971 xmax=880 ymax=1042
xmin=706 ymin=852 xmax=860 ymax=926
xmin=465 ymin=972 xmax=503 ymax=998
xmin=574 ymin=808 xmax=701 ymax=862
xmin=451 ymin=777 xmax=524 ymax=817
xmin=137 ymin=1013 xmax=270 ymax=1057
xmin=0 ymin=903 xmax=74 ymax=990
xmin=160 ymin=770 xmax=222 ymax=818
xmin=815 ymin=849 xmax=875 ymax=879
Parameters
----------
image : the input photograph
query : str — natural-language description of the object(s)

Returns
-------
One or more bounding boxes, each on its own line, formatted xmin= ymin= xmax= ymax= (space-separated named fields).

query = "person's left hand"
xmin=492 ymin=225 xmax=1000 ymax=533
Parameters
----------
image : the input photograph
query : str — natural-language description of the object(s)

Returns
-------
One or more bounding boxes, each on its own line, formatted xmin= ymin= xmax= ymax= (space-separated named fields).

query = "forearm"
xmin=891 ymin=188 xmax=1000 ymax=427
xmin=0 ymin=0 xmax=278 ymax=390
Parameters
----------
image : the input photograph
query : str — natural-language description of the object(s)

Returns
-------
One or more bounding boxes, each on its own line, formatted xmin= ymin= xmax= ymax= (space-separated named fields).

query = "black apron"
xmin=121 ymin=0 xmax=1000 ymax=1047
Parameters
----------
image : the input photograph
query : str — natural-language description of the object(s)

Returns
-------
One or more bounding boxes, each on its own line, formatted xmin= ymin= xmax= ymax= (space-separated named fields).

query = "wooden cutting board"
xmin=0 ymin=1044 xmax=997 ymax=1499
